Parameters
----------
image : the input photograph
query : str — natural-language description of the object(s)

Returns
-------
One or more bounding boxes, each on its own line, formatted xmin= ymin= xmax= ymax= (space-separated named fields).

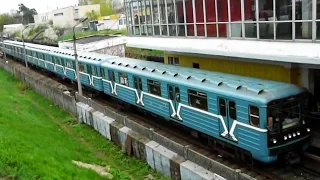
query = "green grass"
xmin=0 ymin=68 xmax=168 ymax=180
xmin=58 ymin=29 xmax=127 ymax=41
xmin=125 ymin=47 xmax=164 ymax=56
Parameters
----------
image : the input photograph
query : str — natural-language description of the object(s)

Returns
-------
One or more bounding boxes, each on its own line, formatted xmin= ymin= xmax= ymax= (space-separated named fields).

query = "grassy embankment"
xmin=0 ymin=67 xmax=167 ymax=180
xmin=58 ymin=29 xmax=127 ymax=41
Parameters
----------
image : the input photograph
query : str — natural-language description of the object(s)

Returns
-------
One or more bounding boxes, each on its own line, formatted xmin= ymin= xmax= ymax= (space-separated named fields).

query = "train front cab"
xmin=261 ymin=92 xmax=312 ymax=163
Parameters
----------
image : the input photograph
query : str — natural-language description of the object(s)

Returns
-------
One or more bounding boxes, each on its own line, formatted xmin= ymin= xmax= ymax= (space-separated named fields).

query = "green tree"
xmin=89 ymin=0 xmax=115 ymax=16
xmin=85 ymin=10 xmax=100 ymax=21
xmin=0 ymin=14 xmax=15 ymax=31
xmin=17 ymin=3 xmax=37 ymax=24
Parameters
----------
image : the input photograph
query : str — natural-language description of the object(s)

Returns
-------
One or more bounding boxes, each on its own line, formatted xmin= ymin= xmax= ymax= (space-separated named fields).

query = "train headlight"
xmin=272 ymin=139 xmax=277 ymax=144
xmin=284 ymin=136 xmax=288 ymax=140
xmin=307 ymin=128 xmax=311 ymax=132
xmin=297 ymin=131 xmax=300 ymax=136
xmin=288 ymin=134 xmax=292 ymax=139
xmin=292 ymin=133 xmax=296 ymax=137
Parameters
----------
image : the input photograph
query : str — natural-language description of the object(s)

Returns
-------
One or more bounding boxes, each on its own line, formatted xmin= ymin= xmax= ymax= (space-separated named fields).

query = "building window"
xmin=125 ymin=0 xmax=318 ymax=41
xmin=249 ymin=106 xmax=260 ymax=127
xmin=41 ymin=16 xmax=48 ymax=22
xmin=54 ymin=13 xmax=63 ymax=16
xmin=168 ymin=57 xmax=179 ymax=65
xmin=317 ymin=1 xmax=320 ymax=40
xmin=119 ymin=72 xmax=129 ymax=86
xmin=193 ymin=63 xmax=199 ymax=69
xmin=147 ymin=80 xmax=161 ymax=96
xmin=188 ymin=90 xmax=208 ymax=111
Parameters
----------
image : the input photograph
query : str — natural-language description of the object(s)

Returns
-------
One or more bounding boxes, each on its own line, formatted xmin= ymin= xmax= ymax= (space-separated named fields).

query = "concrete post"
xmin=301 ymin=68 xmax=314 ymax=95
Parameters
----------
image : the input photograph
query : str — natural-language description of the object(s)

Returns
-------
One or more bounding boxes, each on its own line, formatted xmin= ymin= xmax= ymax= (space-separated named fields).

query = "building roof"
xmin=66 ymin=35 xmax=115 ymax=44
xmin=58 ymin=35 xmax=126 ymax=52
xmin=126 ymin=37 xmax=320 ymax=66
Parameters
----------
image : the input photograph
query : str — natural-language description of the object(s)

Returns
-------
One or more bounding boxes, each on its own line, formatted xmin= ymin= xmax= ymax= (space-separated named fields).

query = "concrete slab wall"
xmin=0 ymin=59 xmax=258 ymax=180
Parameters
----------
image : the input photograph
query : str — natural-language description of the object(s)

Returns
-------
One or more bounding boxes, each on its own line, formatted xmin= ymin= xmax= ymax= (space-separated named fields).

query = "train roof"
xmin=101 ymin=57 xmax=305 ymax=105
xmin=4 ymin=40 xmax=119 ymax=63
xmin=4 ymin=40 xmax=306 ymax=104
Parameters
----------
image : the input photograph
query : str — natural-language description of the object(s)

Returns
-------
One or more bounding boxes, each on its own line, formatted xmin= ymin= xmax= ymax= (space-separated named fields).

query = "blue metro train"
xmin=0 ymin=40 xmax=312 ymax=163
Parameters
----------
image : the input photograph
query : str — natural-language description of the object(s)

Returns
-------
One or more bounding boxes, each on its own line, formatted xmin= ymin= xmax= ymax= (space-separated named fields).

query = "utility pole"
xmin=73 ymin=17 xmax=88 ymax=96
xmin=22 ymin=25 xmax=29 ymax=68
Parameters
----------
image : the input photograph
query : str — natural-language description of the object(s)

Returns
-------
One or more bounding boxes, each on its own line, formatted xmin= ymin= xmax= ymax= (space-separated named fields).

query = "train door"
xmin=134 ymin=76 xmax=143 ymax=105
xmin=168 ymin=85 xmax=181 ymax=119
xmin=108 ymin=70 xmax=115 ymax=95
xmin=218 ymin=97 xmax=237 ymax=141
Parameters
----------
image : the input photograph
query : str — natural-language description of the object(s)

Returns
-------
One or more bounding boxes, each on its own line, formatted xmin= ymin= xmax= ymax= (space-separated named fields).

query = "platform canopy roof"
xmin=126 ymin=37 xmax=320 ymax=65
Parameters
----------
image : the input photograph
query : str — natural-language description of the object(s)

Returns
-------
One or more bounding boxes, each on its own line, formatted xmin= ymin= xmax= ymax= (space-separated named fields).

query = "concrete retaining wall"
xmin=0 ymin=59 xmax=257 ymax=180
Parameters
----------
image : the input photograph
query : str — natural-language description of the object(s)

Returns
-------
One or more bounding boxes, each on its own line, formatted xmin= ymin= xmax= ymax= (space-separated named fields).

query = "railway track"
xmin=5 ymin=58 xmax=320 ymax=180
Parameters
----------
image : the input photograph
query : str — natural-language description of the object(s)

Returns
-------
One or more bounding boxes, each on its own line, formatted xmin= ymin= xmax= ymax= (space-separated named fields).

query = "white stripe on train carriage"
xmin=139 ymin=91 xmax=177 ymax=117
xmin=102 ymin=79 xmax=115 ymax=94
xmin=229 ymin=120 xmax=268 ymax=141
xmin=102 ymin=78 xmax=267 ymax=139
xmin=65 ymin=67 xmax=77 ymax=79
xmin=176 ymin=103 xmax=228 ymax=137
xmin=15 ymin=50 xmax=269 ymax=139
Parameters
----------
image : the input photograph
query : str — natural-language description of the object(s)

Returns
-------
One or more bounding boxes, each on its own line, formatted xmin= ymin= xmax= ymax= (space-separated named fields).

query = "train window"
xmin=91 ymin=66 xmax=96 ymax=75
xmin=219 ymin=98 xmax=227 ymax=116
xmin=79 ymin=63 xmax=85 ymax=72
xmin=108 ymin=70 xmax=115 ymax=82
xmin=188 ymin=90 xmax=208 ymax=111
xmin=249 ymin=106 xmax=260 ymax=127
xmin=175 ymin=87 xmax=180 ymax=102
xmin=147 ymin=80 xmax=161 ymax=96
xmin=54 ymin=57 xmax=60 ymax=65
xmin=134 ymin=77 xmax=142 ymax=90
xmin=94 ymin=66 xmax=99 ymax=76
xmin=90 ymin=65 xmax=95 ymax=75
xmin=119 ymin=72 xmax=129 ymax=86
xmin=87 ymin=65 xmax=92 ymax=74
xmin=101 ymin=68 xmax=106 ymax=78
xmin=66 ymin=61 xmax=72 ymax=68
xmin=169 ymin=86 xmax=174 ymax=100
xmin=229 ymin=101 xmax=237 ymax=120
xmin=62 ymin=59 xmax=66 ymax=67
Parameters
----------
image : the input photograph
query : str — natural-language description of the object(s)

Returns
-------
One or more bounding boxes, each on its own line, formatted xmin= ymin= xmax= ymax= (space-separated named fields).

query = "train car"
xmin=100 ymin=57 xmax=311 ymax=163
xmin=2 ymin=40 xmax=312 ymax=164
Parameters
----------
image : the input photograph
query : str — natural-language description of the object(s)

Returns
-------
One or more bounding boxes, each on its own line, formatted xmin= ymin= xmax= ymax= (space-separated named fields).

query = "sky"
xmin=0 ymin=0 xmax=79 ymax=14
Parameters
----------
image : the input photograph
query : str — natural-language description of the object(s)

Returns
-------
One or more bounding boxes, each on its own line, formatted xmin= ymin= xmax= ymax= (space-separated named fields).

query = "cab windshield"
xmin=267 ymin=94 xmax=306 ymax=133
xmin=280 ymin=102 xmax=300 ymax=130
